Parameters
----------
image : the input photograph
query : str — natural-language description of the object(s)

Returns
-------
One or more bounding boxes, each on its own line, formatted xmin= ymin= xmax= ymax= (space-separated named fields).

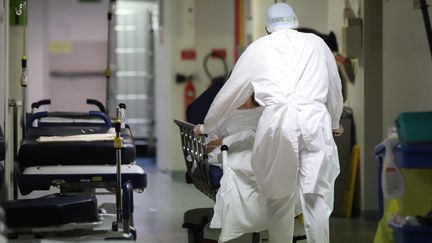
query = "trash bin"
xmin=389 ymin=222 xmax=432 ymax=243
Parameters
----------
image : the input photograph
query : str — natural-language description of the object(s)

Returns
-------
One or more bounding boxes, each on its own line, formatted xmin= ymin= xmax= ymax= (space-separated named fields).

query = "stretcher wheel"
xmin=185 ymin=172 xmax=193 ymax=184
xmin=131 ymin=228 xmax=137 ymax=240
xmin=112 ymin=221 xmax=118 ymax=231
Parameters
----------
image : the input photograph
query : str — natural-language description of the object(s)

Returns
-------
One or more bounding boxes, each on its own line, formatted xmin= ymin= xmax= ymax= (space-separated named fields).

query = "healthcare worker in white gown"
xmin=194 ymin=3 xmax=343 ymax=243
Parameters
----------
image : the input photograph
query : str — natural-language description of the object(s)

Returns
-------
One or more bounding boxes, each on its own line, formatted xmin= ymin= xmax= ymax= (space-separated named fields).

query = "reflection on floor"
xmin=14 ymin=156 xmax=377 ymax=242
xmin=134 ymin=157 xmax=378 ymax=243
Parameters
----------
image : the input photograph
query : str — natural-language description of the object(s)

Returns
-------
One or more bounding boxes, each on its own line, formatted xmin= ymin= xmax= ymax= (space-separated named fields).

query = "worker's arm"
xmin=324 ymin=45 xmax=344 ymax=131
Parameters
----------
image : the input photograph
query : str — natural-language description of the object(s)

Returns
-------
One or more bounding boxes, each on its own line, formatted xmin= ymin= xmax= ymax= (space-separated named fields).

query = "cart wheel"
xmin=185 ymin=172 xmax=193 ymax=184
xmin=112 ymin=221 xmax=118 ymax=231
xmin=131 ymin=228 xmax=137 ymax=240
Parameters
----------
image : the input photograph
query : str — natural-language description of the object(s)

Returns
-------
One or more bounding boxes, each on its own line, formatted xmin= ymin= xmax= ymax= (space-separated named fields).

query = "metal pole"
xmin=8 ymin=99 xmax=19 ymax=200
xmin=420 ymin=0 xmax=432 ymax=59
xmin=15 ymin=1 xmax=28 ymax=138
xmin=3 ymin=0 xmax=12 ymax=201
xmin=114 ymin=107 xmax=123 ymax=229
xmin=105 ymin=0 xmax=116 ymax=115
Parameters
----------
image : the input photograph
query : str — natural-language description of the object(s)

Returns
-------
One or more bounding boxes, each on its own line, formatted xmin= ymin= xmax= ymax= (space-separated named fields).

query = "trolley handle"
xmin=89 ymin=111 xmax=112 ymax=127
xmin=86 ymin=99 xmax=106 ymax=112
xmin=31 ymin=99 xmax=51 ymax=110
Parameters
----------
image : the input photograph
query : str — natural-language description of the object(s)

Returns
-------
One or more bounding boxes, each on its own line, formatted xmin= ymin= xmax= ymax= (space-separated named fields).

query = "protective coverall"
xmin=199 ymin=27 xmax=343 ymax=242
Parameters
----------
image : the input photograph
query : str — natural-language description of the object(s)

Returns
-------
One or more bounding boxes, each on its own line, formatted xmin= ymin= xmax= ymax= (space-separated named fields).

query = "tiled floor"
xmin=132 ymin=157 xmax=214 ymax=243
xmin=14 ymin=156 xmax=377 ymax=242
xmin=133 ymin=157 xmax=378 ymax=243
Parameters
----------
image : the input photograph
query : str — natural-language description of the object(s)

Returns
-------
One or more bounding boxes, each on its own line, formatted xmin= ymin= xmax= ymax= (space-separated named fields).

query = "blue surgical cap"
xmin=266 ymin=3 xmax=299 ymax=33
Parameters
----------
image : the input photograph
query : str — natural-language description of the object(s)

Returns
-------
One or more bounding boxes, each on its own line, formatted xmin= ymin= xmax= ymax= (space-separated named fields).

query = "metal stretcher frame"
xmin=6 ymin=107 xmax=143 ymax=239
xmin=174 ymin=119 xmax=217 ymax=201
xmin=29 ymin=99 xmax=109 ymax=127
xmin=17 ymin=111 xmax=147 ymax=193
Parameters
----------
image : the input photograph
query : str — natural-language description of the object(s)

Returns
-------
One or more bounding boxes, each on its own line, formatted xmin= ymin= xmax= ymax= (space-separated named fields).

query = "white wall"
xmin=383 ymin=0 xmax=432 ymax=127
xmin=154 ymin=0 xmax=173 ymax=172
xmin=0 ymin=1 xmax=5 ymax=126
xmin=156 ymin=0 xmax=235 ymax=172
xmin=27 ymin=0 xmax=49 ymax=109
xmin=0 ymin=0 xmax=10 ymax=201
xmin=289 ymin=0 xmax=329 ymax=32
xmin=27 ymin=0 xmax=109 ymax=112
xmin=47 ymin=0 xmax=109 ymax=42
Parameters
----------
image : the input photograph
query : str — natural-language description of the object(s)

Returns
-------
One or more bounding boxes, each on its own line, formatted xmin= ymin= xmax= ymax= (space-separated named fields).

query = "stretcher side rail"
xmin=31 ymin=98 xmax=106 ymax=112
xmin=27 ymin=110 xmax=112 ymax=128
xmin=17 ymin=127 xmax=136 ymax=166
xmin=174 ymin=119 xmax=217 ymax=201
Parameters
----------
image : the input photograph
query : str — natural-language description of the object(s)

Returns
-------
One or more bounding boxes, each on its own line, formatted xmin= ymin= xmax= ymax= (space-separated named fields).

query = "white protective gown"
xmin=207 ymin=108 xmax=270 ymax=242
xmin=201 ymin=29 xmax=343 ymax=201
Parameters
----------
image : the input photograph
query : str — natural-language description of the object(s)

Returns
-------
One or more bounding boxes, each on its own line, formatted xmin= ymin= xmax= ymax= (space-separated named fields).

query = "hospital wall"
xmin=27 ymin=0 xmax=109 ymax=112
xmin=383 ymin=1 xmax=432 ymax=126
xmin=328 ymin=0 xmax=366 ymax=215
xmin=156 ymin=0 xmax=235 ymax=172
xmin=0 ymin=1 xmax=5 ymax=127
xmin=329 ymin=0 xmax=376 ymax=218
xmin=163 ymin=0 xmax=331 ymax=173
xmin=160 ymin=0 xmax=372 ymax=210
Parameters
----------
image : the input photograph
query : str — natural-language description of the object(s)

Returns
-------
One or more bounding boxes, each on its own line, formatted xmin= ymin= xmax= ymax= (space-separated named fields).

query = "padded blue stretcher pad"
xmin=17 ymin=127 xmax=136 ymax=166
xmin=0 ymin=194 xmax=98 ymax=228
xmin=18 ymin=164 xmax=147 ymax=195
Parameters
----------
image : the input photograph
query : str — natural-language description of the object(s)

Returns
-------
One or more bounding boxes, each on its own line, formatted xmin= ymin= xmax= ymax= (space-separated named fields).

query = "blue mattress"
xmin=18 ymin=164 xmax=147 ymax=195
xmin=1 ymin=194 xmax=99 ymax=228
xmin=17 ymin=127 xmax=136 ymax=166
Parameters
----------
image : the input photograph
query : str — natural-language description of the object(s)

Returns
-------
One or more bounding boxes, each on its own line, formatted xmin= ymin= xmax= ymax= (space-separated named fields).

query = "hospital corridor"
xmin=0 ymin=0 xmax=432 ymax=243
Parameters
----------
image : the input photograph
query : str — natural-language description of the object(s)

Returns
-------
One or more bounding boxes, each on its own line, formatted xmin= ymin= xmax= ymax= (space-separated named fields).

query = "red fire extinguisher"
xmin=184 ymin=78 xmax=196 ymax=114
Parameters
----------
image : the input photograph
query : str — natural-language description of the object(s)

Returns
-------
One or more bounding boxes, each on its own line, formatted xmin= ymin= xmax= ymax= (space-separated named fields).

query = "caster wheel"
xmin=112 ymin=221 xmax=118 ymax=231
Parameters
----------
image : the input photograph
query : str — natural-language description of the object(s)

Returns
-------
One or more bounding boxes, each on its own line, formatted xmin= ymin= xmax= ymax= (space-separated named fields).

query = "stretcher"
xmin=174 ymin=119 xmax=261 ymax=243
xmin=17 ymin=111 xmax=146 ymax=194
xmin=174 ymin=119 xmax=307 ymax=243
xmin=18 ymin=126 xmax=134 ymax=167
xmin=174 ymin=119 xmax=221 ymax=201
xmin=2 ymin=106 xmax=145 ymax=240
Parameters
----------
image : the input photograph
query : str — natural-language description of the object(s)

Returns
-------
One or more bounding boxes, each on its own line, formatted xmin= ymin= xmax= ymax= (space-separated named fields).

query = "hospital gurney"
xmin=174 ymin=119 xmax=307 ymax=243
xmin=17 ymin=110 xmax=145 ymax=195
xmin=2 ymin=107 xmax=145 ymax=240
xmin=174 ymin=119 xmax=260 ymax=243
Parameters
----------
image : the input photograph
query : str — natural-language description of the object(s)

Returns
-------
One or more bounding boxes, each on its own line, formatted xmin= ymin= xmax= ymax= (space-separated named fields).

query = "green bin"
xmin=396 ymin=111 xmax=432 ymax=144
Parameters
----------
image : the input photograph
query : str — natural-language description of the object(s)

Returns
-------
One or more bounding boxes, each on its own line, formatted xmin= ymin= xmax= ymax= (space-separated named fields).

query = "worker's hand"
xmin=207 ymin=138 xmax=223 ymax=153
xmin=333 ymin=125 xmax=344 ymax=137
xmin=193 ymin=124 xmax=204 ymax=136
xmin=238 ymin=95 xmax=259 ymax=110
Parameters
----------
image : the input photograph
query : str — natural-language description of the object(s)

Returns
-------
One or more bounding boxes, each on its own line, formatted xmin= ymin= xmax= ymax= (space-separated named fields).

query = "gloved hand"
xmin=333 ymin=125 xmax=344 ymax=137
xmin=207 ymin=137 xmax=223 ymax=153
xmin=193 ymin=124 xmax=204 ymax=136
